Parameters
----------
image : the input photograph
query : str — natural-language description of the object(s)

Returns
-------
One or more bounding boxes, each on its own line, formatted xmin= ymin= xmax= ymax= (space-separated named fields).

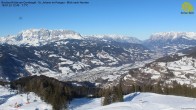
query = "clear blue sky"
xmin=0 ymin=0 xmax=196 ymax=40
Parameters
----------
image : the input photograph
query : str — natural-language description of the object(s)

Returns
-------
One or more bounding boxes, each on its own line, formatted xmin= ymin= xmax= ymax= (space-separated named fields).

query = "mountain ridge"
xmin=143 ymin=32 xmax=196 ymax=55
xmin=0 ymin=29 xmax=142 ymax=46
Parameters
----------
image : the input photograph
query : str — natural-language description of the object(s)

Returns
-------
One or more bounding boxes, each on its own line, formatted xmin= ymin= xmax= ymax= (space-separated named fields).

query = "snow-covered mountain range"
xmin=149 ymin=32 xmax=196 ymax=40
xmin=144 ymin=32 xmax=196 ymax=55
xmin=0 ymin=29 xmax=82 ymax=46
xmin=0 ymin=29 xmax=141 ymax=46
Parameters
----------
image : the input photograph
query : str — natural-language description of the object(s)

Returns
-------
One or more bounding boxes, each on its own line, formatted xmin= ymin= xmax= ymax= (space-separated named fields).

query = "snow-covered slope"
xmin=69 ymin=92 xmax=196 ymax=110
xmin=0 ymin=85 xmax=52 ymax=110
xmin=123 ymin=52 xmax=196 ymax=88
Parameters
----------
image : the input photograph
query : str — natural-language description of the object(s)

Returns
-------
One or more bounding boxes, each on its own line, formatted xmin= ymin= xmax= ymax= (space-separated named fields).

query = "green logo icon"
xmin=181 ymin=2 xmax=194 ymax=14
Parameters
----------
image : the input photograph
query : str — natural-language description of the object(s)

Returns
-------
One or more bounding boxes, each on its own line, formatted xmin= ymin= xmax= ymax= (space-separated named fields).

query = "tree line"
xmin=120 ymin=80 xmax=196 ymax=98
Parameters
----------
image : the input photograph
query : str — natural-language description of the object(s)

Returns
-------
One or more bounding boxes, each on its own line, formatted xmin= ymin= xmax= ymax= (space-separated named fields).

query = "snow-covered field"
xmin=69 ymin=92 xmax=196 ymax=110
xmin=0 ymin=85 xmax=52 ymax=110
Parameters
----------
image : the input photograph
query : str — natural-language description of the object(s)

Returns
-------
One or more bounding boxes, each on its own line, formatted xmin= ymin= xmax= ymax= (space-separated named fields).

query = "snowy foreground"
xmin=69 ymin=92 xmax=196 ymax=110
xmin=1 ymin=84 xmax=196 ymax=110
xmin=0 ymin=85 xmax=52 ymax=110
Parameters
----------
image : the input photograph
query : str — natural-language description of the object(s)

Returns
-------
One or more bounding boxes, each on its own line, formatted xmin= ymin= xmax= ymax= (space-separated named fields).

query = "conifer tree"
xmin=103 ymin=89 xmax=111 ymax=105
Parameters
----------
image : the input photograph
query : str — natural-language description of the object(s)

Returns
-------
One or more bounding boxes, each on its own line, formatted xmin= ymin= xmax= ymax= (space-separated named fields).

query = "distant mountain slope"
xmin=144 ymin=32 xmax=196 ymax=55
xmin=0 ymin=38 xmax=152 ymax=81
xmin=177 ymin=46 xmax=196 ymax=55
xmin=84 ymin=35 xmax=142 ymax=44
xmin=123 ymin=46 xmax=196 ymax=88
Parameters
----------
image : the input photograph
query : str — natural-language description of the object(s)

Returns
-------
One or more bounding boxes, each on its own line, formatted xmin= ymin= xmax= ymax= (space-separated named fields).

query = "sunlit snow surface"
xmin=0 ymin=85 xmax=52 ymax=110
xmin=69 ymin=92 xmax=196 ymax=110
